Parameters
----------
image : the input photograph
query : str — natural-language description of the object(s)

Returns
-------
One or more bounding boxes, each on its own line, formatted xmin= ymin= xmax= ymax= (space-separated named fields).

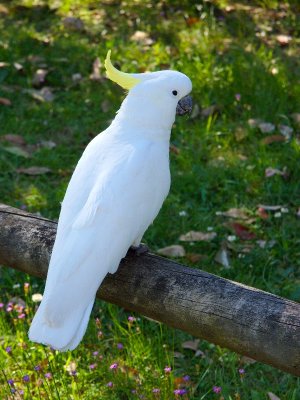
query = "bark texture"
xmin=0 ymin=204 xmax=299 ymax=376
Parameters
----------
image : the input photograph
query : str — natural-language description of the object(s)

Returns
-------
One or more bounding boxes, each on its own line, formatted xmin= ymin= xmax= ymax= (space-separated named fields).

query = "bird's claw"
xmin=129 ymin=243 xmax=149 ymax=256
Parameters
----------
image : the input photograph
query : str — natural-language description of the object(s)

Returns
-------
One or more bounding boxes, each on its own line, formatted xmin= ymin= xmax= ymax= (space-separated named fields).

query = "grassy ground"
xmin=0 ymin=0 xmax=300 ymax=398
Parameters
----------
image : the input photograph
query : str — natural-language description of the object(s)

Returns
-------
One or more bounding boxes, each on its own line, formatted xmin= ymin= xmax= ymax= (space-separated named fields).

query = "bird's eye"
xmin=172 ymin=90 xmax=178 ymax=96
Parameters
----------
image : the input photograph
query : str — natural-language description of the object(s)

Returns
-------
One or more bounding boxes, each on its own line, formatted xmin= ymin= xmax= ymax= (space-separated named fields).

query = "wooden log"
xmin=0 ymin=203 xmax=299 ymax=376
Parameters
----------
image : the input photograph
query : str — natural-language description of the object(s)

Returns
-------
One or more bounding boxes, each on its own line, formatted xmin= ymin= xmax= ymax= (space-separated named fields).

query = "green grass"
xmin=0 ymin=0 xmax=300 ymax=398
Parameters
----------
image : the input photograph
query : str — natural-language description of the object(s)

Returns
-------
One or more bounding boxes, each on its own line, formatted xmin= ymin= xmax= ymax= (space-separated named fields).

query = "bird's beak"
xmin=176 ymin=95 xmax=193 ymax=116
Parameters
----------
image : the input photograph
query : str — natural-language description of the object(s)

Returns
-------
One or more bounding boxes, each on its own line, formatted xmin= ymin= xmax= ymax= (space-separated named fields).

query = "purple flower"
xmin=44 ymin=372 xmax=52 ymax=379
xmin=19 ymin=390 xmax=24 ymax=395
xmin=213 ymin=386 xmax=222 ymax=394
xmin=183 ymin=375 xmax=190 ymax=382
xmin=131 ymin=389 xmax=137 ymax=394
xmin=97 ymin=330 xmax=103 ymax=338
xmin=6 ymin=305 xmax=13 ymax=312
xmin=117 ymin=343 xmax=123 ymax=350
xmin=110 ymin=363 xmax=118 ymax=370
xmin=0 ymin=302 xmax=4 ymax=309
xmin=152 ymin=388 xmax=160 ymax=393
xmin=174 ymin=389 xmax=187 ymax=396
xmin=128 ymin=316 xmax=136 ymax=322
xmin=34 ymin=365 xmax=41 ymax=371
xmin=235 ymin=93 xmax=241 ymax=101
xmin=18 ymin=313 xmax=26 ymax=319
xmin=23 ymin=375 xmax=30 ymax=382
xmin=89 ymin=363 xmax=97 ymax=370
xmin=239 ymin=368 xmax=245 ymax=375
xmin=93 ymin=351 xmax=99 ymax=356
xmin=11 ymin=389 xmax=16 ymax=394
xmin=70 ymin=370 xmax=77 ymax=376
xmin=24 ymin=282 xmax=30 ymax=289
xmin=5 ymin=346 xmax=12 ymax=354
xmin=107 ymin=381 xmax=113 ymax=387
xmin=7 ymin=379 xmax=14 ymax=386
xmin=164 ymin=366 xmax=172 ymax=373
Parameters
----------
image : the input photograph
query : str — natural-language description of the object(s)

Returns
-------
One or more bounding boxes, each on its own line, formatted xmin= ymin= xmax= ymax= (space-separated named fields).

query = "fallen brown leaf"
xmin=186 ymin=253 xmax=206 ymax=263
xmin=130 ymin=31 xmax=154 ymax=46
xmin=215 ymin=243 xmax=230 ymax=269
xmin=248 ymin=118 xmax=262 ymax=128
xmin=276 ymin=34 xmax=292 ymax=46
xmin=27 ymin=87 xmax=54 ymax=102
xmin=0 ymin=97 xmax=11 ymax=106
xmin=13 ymin=62 xmax=23 ymax=71
xmin=157 ymin=245 xmax=185 ymax=257
xmin=268 ymin=392 xmax=281 ymax=400
xmin=258 ymin=204 xmax=282 ymax=211
xmin=16 ymin=167 xmax=51 ymax=175
xmin=182 ymin=339 xmax=200 ymax=351
xmin=32 ymin=69 xmax=48 ymax=87
xmin=257 ymin=207 xmax=269 ymax=219
xmin=258 ymin=122 xmax=275 ymax=133
xmin=3 ymin=146 xmax=30 ymax=158
xmin=230 ymin=223 xmax=256 ymax=240
xmin=90 ymin=58 xmax=103 ymax=81
xmin=262 ymin=135 xmax=286 ymax=145
xmin=63 ymin=17 xmax=85 ymax=31
xmin=265 ymin=167 xmax=287 ymax=178
xmin=219 ymin=208 xmax=249 ymax=220
xmin=179 ymin=231 xmax=217 ymax=242
xmin=1 ymin=134 xmax=26 ymax=145
xmin=278 ymin=124 xmax=293 ymax=139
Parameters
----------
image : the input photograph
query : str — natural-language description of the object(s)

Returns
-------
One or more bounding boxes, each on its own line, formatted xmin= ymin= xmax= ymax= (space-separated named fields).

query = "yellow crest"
xmin=104 ymin=50 xmax=140 ymax=90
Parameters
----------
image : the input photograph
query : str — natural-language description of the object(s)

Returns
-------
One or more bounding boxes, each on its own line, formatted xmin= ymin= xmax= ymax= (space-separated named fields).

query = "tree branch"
xmin=0 ymin=204 xmax=299 ymax=376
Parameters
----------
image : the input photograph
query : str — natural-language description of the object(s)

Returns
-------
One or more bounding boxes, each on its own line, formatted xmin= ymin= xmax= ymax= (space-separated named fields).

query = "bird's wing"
xmin=29 ymin=134 xmax=166 ymax=350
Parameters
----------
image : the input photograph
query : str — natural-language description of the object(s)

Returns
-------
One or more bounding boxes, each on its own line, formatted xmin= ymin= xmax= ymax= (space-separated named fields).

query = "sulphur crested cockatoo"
xmin=29 ymin=50 xmax=192 ymax=351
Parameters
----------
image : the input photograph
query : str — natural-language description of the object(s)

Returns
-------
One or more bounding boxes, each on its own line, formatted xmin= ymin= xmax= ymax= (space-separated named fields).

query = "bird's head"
xmin=105 ymin=51 xmax=192 ymax=132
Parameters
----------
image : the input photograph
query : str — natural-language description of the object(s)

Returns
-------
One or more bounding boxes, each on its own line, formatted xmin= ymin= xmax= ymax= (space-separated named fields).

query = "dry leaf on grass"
xmin=16 ymin=167 xmax=51 ymax=175
xmin=186 ymin=253 xmax=206 ymax=263
xmin=268 ymin=392 xmax=281 ymax=400
xmin=27 ymin=87 xmax=54 ymax=102
xmin=219 ymin=208 xmax=249 ymax=220
xmin=230 ymin=223 xmax=256 ymax=240
xmin=248 ymin=118 xmax=262 ymax=128
xmin=258 ymin=204 xmax=283 ymax=211
xmin=215 ymin=244 xmax=230 ymax=269
xmin=278 ymin=124 xmax=293 ymax=139
xmin=179 ymin=231 xmax=217 ymax=242
xmin=63 ymin=17 xmax=85 ymax=31
xmin=265 ymin=167 xmax=287 ymax=178
xmin=2 ymin=146 xmax=31 ymax=158
xmin=1 ymin=134 xmax=26 ymax=145
xmin=182 ymin=339 xmax=200 ymax=351
xmin=90 ymin=58 xmax=103 ymax=81
xmin=157 ymin=245 xmax=185 ymax=257
xmin=130 ymin=31 xmax=154 ymax=46
xmin=0 ymin=97 xmax=11 ymax=106
xmin=261 ymin=135 xmax=286 ymax=145
xmin=257 ymin=207 xmax=269 ymax=219
xmin=32 ymin=69 xmax=48 ymax=87
xmin=276 ymin=34 xmax=292 ymax=46
xmin=258 ymin=122 xmax=275 ymax=133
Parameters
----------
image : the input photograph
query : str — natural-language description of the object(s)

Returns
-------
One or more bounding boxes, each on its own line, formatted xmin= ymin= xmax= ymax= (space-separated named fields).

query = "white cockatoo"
xmin=29 ymin=51 xmax=192 ymax=351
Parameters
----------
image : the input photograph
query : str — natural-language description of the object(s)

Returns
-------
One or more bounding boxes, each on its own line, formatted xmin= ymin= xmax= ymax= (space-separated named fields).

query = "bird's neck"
xmin=112 ymin=94 xmax=175 ymax=140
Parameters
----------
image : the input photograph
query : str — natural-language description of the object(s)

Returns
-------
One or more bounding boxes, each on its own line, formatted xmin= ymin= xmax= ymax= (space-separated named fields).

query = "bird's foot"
xmin=129 ymin=243 xmax=149 ymax=256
